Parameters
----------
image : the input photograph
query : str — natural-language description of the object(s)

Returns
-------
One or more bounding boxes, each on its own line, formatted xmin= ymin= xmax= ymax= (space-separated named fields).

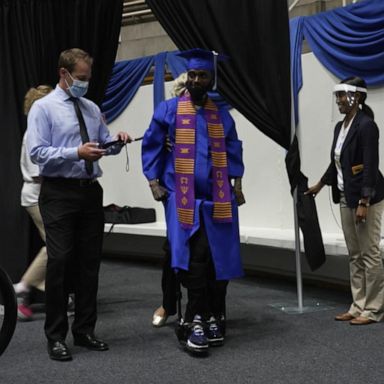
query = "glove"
xmin=234 ymin=177 xmax=245 ymax=206
xmin=149 ymin=179 xmax=168 ymax=201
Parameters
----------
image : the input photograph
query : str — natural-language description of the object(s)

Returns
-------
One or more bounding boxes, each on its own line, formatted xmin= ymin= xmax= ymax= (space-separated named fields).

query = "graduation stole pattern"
xmin=175 ymin=93 xmax=232 ymax=229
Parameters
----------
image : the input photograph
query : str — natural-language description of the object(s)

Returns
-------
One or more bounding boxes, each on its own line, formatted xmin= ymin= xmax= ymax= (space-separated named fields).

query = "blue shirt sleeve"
xmin=26 ymin=86 xmax=120 ymax=178
xmin=27 ymin=103 xmax=79 ymax=166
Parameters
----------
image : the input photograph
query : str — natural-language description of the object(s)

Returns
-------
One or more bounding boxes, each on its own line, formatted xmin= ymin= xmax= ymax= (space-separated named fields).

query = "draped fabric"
xmin=290 ymin=17 xmax=304 ymax=127
xmin=102 ymin=50 xmax=229 ymax=123
xmin=102 ymin=56 xmax=154 ymax=123
xmin=153 ymin=52 xmax=168 ymax=108
xmin=0 ymin=0 xmax=123 ymax=279
xmin=291 ymin=0 xmax=384 ymax=124
xmin=146 ymin=0 xmax=292 ymax=150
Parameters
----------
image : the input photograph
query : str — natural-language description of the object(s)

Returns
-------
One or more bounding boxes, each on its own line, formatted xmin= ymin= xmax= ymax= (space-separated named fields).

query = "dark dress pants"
xmin=161 ymin=240 xmax=177 ymax=316
xmin=39 ymin=179 xmax=104 ymax=342
xmin=178 ymin=217 xmax=228 ymax=323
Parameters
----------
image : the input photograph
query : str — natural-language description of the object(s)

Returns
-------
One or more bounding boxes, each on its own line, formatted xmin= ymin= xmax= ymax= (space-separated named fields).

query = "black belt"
xmin=43 ymin=177 xmax=98 ymax=187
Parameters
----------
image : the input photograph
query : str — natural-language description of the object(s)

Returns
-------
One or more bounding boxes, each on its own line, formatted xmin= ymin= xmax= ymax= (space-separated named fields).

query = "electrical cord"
xmin=121 ymin=136 xmax=143 ymax=173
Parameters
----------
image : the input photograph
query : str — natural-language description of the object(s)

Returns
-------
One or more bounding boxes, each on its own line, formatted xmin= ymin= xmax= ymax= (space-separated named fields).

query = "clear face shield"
xmin=331 ymin=84 xmax=367 ymax=122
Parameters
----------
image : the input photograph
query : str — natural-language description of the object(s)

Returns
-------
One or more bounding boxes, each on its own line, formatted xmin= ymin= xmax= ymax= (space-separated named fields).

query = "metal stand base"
xmin=269 ymin=299 xmax=335 ymax=315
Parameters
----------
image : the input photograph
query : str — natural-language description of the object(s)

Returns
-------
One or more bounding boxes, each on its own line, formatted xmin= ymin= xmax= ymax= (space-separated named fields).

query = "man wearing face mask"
xmin=142 ymin=48 xmax=245 ymax=355
xmin=27 ymin=48 xmax=131 ymax=361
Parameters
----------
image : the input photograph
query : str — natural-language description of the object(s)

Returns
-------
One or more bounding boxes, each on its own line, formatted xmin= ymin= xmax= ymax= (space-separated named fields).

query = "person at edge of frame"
xmin=306 ymin=76 xmax=384 ymax=326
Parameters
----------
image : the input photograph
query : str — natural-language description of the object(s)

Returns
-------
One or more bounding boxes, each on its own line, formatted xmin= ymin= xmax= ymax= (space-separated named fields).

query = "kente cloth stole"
xmin=175 ymin=94 xmax=232 ymax=229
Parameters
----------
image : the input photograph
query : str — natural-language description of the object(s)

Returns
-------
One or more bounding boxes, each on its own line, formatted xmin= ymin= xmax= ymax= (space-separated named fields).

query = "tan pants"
xmin=340 ymin=195 xmax=384 ymax=321
xmin=22 ymin=205 xmax=47 ymax=291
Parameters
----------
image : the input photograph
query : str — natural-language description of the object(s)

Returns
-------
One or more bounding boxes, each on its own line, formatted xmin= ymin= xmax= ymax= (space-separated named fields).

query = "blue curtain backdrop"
xmin=101 ymin=52 xmax=182 ymax=123
xmin=291 ymin=0 xmax=384 ymax=124
xmin=102 ymin=50 xmax=228 ymax=123
xmin=102 ymin=56 xmax=154 ymax=123
xmin=104 ymin=1 xmax=384 ymax=127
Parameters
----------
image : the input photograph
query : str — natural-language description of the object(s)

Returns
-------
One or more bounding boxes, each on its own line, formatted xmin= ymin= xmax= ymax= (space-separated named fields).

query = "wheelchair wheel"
xmin=0 ymin=266 xmax=17 ymax=356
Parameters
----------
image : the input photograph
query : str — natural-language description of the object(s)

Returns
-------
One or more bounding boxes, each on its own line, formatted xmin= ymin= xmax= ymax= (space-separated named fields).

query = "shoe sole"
xmin=185 ymin=344 xmax=209 ymax=355
xmin=208 ymin=338 xmax=224 ymax=347
xmin=17 ymin=313 xmax=33 ymax=322
xmin=73 ymin=342 xmax=109 ymax=351
xmin=186 ymin=339 xmax=209 ymax=354
xmin=349 ymin=320 xmax=375 ymax=325
xmin=178 ymin=340 xmax=209 ymax=355
xmin=334 ymin=317 xmax=354 ymax=321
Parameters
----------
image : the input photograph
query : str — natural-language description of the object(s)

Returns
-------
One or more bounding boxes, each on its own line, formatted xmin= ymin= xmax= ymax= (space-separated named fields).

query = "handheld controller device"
xmin=101 ymin=137 xmax=143 ymax=149
xmin=100 ymin=140 xmax=125 ymax=149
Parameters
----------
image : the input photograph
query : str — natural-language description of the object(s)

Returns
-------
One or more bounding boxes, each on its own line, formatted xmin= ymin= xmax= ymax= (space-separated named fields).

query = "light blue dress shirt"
xmin=27 ymin=85 xmax=121 ymax=179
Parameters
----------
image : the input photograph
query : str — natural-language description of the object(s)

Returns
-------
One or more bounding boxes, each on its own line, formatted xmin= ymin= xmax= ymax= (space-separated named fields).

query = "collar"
xmin=54 ymin=84 xmax=74 ymax=102
xmin=342 ymin=112 xmax=357 ymax=130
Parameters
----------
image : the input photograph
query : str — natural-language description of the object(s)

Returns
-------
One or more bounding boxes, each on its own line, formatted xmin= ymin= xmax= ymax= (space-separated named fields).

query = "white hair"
xmin=171 ymin=72 xmax=188 ymax=97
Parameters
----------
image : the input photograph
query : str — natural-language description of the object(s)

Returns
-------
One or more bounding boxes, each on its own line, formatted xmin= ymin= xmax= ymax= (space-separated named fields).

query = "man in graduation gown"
xmin=142 ymin=48 xmax=245 ymax=354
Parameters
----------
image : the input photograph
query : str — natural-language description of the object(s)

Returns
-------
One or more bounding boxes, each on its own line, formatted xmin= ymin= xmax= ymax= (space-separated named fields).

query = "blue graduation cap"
xmin=176 ymin=48 xmax=229 ymax=90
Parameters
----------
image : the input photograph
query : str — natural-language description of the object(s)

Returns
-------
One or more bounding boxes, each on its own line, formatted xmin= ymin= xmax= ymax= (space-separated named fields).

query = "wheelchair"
xmin=0 ymin=266 xmax=17 ymax=356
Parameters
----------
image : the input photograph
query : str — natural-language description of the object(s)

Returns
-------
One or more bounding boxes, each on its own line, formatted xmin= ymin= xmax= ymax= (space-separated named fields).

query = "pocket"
xmin=351 ymin=164 xmax=363 ymax=175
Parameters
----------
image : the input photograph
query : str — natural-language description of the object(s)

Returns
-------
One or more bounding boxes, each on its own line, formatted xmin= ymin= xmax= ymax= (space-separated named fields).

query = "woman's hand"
xmin=356 ymin=205 xmax=368 ymax=224
xmin=304 ymin=181 xmax=324 ymax=197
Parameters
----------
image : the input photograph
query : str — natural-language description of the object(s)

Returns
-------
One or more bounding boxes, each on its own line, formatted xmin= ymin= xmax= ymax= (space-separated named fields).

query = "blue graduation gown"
xmin=142 ymin=97 xmax=244 ymax=280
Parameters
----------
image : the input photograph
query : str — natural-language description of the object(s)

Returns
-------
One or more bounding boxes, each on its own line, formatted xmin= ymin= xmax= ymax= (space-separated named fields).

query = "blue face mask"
xmin=65 ymin=71 xmax=89 ymax=98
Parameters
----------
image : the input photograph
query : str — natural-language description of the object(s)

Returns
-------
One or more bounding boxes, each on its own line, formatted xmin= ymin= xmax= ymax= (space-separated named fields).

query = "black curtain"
xmin=146 ymin=0 xmax=291 ymax=149
xmin=146 ymin=0 xmax=325 ymax=270
xmin=0 ymin=0 xmax=123 ymax=280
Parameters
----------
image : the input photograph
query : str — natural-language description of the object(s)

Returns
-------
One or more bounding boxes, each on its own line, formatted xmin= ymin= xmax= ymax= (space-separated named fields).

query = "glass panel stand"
xmin=269 ymin=299 xmax=335 ymax=315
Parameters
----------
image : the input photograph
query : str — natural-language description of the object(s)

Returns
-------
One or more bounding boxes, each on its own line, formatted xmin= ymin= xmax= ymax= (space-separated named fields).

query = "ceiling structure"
xmin=122 ymin=1 xmax=155 ymax=26
xmin=122 ymin=0 xmax=360 ymax=26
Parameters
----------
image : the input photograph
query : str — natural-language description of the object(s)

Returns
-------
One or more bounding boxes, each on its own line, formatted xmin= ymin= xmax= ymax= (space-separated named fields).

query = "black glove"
xmin=234 ymin=177 xmax=245 ymax=206
xmin=149 ymin=179 xmax=168 ymax=201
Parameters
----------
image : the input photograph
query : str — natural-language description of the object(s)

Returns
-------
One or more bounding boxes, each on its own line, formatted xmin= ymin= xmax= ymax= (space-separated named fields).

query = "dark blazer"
xmin=321 ymin=110 xmax=384 ymax=208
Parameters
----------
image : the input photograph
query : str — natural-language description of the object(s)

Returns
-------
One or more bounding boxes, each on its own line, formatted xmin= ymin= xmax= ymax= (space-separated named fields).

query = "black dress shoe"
xmin=73 ymin=334 xmax=109 ymax=351
xmin=47 ymin=341 xmax=72 ymax=361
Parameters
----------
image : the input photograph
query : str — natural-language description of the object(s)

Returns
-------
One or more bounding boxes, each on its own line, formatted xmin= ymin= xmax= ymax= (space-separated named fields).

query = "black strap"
xmin=70 ymin=97 xmax=93 ymax=175
xmin=106 ymin=223 xmax=115 ymax=236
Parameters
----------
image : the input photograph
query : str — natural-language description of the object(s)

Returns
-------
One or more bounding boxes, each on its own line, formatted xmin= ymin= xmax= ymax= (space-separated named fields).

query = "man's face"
xmin=60 ymin=59 xmax=92 ymax=86
xmin=186 ymin=69 xmax=213 ymax=101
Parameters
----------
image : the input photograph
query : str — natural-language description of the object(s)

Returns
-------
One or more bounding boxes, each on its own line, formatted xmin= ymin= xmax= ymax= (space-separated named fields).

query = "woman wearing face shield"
xmin=306 ymin=76 xmax=384 ymax=325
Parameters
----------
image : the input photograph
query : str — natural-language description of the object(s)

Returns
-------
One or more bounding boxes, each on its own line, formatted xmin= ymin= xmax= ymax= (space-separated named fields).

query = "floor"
xmin=1 ymin=259 xmax=384 ymax=384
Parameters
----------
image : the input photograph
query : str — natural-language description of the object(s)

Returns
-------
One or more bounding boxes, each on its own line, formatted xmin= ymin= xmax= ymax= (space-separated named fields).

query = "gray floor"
xmin=1 ymin=259 xmax=384 ymax=384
